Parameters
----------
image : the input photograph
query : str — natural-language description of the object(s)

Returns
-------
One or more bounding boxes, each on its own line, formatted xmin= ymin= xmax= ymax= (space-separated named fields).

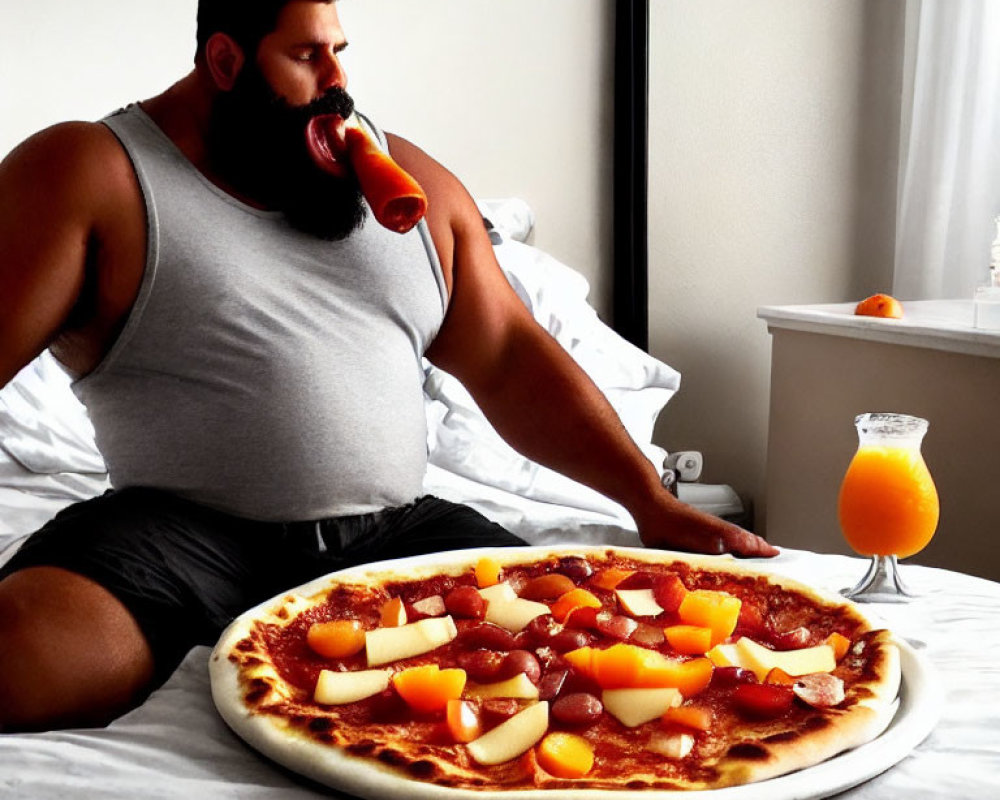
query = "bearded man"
xmin=0 ymin=0 xmax=777 ymax=733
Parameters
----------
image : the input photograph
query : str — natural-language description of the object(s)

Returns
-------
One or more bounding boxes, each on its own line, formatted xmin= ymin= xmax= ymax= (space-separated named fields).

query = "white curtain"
xmin=894 ymin=0 xmax=1000 ymax=300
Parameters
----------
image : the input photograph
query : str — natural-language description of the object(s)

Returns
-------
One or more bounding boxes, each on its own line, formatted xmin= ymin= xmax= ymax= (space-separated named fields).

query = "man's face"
xmin=207 ymin=1 xmax=365 ymax=240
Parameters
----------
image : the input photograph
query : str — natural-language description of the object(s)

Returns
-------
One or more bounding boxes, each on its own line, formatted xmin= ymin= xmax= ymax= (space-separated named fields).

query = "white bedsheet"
xmin=2 ymin=547 xmax=997 ymax=799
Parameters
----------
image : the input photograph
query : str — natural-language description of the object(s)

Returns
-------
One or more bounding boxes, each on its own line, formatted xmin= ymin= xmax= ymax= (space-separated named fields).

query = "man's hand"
xmin=634 ymin=489 xmax=779 ymax=558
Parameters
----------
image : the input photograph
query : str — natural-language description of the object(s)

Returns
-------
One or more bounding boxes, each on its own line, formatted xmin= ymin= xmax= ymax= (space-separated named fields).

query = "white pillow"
xmin=424 ymin=234 xmax=680 ymax=511
xmin=0 ymin=352 xmax=106 ymax=474
xmin=476 ymin=197 xmax=535 ymax=243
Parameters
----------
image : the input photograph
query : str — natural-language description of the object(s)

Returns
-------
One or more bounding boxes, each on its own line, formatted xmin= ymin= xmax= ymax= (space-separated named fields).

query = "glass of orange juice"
xmin=837 ymin=413 xmax=939 ymax=602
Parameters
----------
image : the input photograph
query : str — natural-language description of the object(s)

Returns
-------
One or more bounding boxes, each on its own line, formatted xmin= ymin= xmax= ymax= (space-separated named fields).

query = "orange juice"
xmin=838 ymin=444 xmax=939 ymax=558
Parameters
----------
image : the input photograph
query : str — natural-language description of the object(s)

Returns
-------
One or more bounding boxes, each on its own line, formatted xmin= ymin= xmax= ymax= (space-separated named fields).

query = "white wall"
xmin=0 ymin=0 xmax=615 ymax=319
xmin=0 ymin=0 xmax=198 ymax=151
xmin=338 ymin=0 xmax=615 ymax=317
xmin=647 ymin=0 xmax=904 ymax=530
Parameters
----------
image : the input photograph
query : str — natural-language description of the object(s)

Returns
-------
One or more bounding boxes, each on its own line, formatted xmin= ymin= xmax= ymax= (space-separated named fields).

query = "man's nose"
xmin=318 ymin=51 xmax=347 ymax=92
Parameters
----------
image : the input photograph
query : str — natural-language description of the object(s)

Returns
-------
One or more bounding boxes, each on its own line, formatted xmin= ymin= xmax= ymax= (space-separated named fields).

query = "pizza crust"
xmin=209 ymin=545 xmax=902 ymax=798
xmin=708 ymin=630 xmax=901 ymax=788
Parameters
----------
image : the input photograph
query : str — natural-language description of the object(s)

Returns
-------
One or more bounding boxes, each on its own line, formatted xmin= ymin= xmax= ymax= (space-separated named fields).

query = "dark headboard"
xmin=612 ymin=0 xmax=649 ymax=351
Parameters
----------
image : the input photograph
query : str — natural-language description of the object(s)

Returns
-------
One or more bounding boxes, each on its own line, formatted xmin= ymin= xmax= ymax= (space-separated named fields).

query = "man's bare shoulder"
xmin=385 ymin=133 xmax=476 ymax=217
xmin=1 ymin=120 xmax=136 ymax=209
xmin=385 ymin=131 xmax=487 ymax=251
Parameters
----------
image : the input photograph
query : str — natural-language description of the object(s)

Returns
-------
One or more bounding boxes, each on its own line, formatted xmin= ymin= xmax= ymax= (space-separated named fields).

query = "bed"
xmin=0 ymin=199 xmax=741 ymax=798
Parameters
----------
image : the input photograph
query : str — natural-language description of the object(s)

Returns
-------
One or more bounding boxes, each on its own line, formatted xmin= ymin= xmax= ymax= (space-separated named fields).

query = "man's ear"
xmin=204 ymin=32 xmax=245 ymax=91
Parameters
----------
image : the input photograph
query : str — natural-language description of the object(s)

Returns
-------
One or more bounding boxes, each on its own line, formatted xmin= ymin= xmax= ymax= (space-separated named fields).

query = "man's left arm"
xmin=389 ymin=135 xmax=777 ymax=558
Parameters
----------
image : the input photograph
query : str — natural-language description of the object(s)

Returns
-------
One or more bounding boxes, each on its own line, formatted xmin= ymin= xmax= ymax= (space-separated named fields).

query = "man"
xmin=0 ymin=0 xmax=777 ymax=732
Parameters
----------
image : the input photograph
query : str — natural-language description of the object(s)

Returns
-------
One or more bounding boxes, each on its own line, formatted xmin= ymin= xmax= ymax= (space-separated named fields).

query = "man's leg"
xmin=0 ymin=566 xmax=154 ymax=731
xmin=0 ymin=487 xmax=282 ymax=732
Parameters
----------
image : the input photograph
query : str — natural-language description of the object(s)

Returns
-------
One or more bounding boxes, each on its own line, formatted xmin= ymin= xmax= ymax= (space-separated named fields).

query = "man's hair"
xmin=196 ymin=0 xmax=335 ymax=59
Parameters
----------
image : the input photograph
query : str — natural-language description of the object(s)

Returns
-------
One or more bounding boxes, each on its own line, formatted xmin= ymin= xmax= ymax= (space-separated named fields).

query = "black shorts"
xmin=0 ymin=488 xmax=526 ymax=685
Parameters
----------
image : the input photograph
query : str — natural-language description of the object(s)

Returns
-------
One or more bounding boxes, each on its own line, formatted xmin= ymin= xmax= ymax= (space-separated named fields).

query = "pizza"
xmin=209 ymin=546 xmax=901 ymax=797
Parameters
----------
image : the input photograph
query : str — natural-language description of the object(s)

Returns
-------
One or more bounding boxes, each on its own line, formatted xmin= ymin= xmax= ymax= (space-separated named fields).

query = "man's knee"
xmin=0 ymin=566 xmax=155 ymax=732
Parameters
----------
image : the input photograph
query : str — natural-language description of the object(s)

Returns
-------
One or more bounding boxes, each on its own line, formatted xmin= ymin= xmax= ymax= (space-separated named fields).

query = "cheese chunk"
xmin=315 ymin=669 xmax=391 ymax=705
xmin=365 ymin=615 xmax=458 ymax=666
xmin=602 ymin=687 xmax=681 ymax=727
xmin=467 ymin=701 xmax=549 ymax=765
xmin=615 ymin=588 xmax=665 ymax=617
xmin=484 ymin=597 xmax=550 ymax=633
xmin=477 ymin=582 xmax=518 ymax=605
xmin=706 ymin=643 xmax=742 ymax=668
xmin=465 ymin=673 xmax=540 ymax=700
xmin=735 ymin=637 xmax=836 ymax=682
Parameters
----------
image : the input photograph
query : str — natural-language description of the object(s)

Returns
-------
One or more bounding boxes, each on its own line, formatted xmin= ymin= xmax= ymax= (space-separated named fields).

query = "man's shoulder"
xmin=2 ymin=119 xmax=135 ymax=201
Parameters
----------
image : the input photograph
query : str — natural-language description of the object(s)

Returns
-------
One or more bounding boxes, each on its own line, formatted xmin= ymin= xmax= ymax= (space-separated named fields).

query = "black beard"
xmin=206 ymin=66 xmax=367 ymax=241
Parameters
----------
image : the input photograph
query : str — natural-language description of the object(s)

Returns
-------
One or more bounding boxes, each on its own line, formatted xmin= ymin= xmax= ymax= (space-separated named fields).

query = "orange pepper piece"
xmin=306 ymin=619 xmax=366 ymax=659
xmin=671 ymin=657 xmax=715 ymax=698
xmin=562 ymin=645 xmax=595 ymax=675
xmin=475 ymin=557 xmax=502 ymax=588
xmin=825 ymin=632 xmax=851 ymax=661
xmin=445 ymin=698 xmax=482 ymax=743
xmin=564 ymin=644 xmax=714 ymax=695
xmin=392 ymin=665 xmax=467 ymax=714
xmin=537 ymin=732 xmax=595 ymax=779
xmin=550 ymin=588 xmax=602 ymax=623
xmin=677 ymin=590 xmax=742 ymax=646
xmin=379 ymin=597 xmax=407 ymax=628
xmin=664 ymin=624 xmax=714 ymax=655
xmin=592 ymin=643 xmax=664 ymax=688
xmin=764 ymin=667 xmax=797 ymax=686
xmin=591 ymin=567 xmax=635 ymax=591
xmin=662 ymin=704 xmax=713 ymax=732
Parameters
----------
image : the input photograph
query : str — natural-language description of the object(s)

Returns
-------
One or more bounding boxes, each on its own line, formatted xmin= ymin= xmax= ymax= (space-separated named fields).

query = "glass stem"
xmin=842 ymin=554 xmax=914 ymax=601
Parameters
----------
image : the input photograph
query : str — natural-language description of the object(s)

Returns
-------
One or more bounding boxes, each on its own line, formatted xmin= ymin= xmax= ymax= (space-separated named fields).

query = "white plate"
xmin=215 ymin=546 xmax=943 ymax=800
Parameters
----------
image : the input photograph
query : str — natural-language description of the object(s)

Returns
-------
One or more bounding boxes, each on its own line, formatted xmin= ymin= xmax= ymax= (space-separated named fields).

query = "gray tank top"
xmin=74 ymin=104 xmax=447 ymax=521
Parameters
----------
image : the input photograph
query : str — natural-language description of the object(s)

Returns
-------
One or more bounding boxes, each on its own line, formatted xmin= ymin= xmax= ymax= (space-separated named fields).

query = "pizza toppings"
xmin=520 ymin=574 xmax=577 ymax=601
xmin=647 ymin=730 xmax=696 ymax=759
xmin=537 ymin=732 xmax=595 ymax=778
xmin=225 ymin=550 xmax=895 ymax=791
xmin=730 ymin=683 xmax=796 ymax=718
xmin=474 ymin=556 xmax=502 ymax=588
xmin=306 ymin=619 xmax=366 ymax=659
xmin=792 ymin=673 xmax=846 ymax=708
xmin=825 ymin=631 xmax=852 ymax=661
xmin=379 ymin=596 xmax=408 ymax=627
xmin=314 ymin=668 xmax=391 ymax=705
xmin=466 ymin=701 xmax=549 ymax=766
xmin=615 ymin=588 xmax=665 ymax=617
xmin=677 ymin=590 xmax=742 ymax=646
xmin=483 ymin=594 xmax=550 ymax=633
xmin=550 ymin=692 xmax=603 ymax=726
xmin=364 ymin=615 xmax=457 ymax=666
xmin=466 ymin=672 xmax=540 ymax=701
xmin=392 ymin=665 xmax=467 ymax=713
xmin=661 ymin=704 xmax=713 ymax=732
xmin=549 ymin=588 xmax=602 ymax=623
xmin=719 ymin=636 xmax=837 ymax=682
xmin=443 ymin=585 xmax=487 ymax=619
xmin=445 ymin=698 xmax=482 ymax=742
xmin=665 ymin=624 xmax=714 ymax=655
xmin=603 ymin=687 xmax=683 ymax=727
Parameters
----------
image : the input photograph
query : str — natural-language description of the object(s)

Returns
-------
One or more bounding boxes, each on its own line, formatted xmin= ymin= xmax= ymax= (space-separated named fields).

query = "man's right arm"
xmin=0 ymin=123 xmax=117 ymax=388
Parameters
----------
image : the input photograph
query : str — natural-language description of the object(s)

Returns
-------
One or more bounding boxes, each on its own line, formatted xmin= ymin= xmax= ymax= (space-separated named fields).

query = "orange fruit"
xmin=854 ymin=293 xmax=903 ymax=319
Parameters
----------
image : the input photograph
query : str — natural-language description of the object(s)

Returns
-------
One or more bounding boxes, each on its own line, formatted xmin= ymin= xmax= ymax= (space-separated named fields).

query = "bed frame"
xmin=613 ymin=0 xmax=649 ymax=351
